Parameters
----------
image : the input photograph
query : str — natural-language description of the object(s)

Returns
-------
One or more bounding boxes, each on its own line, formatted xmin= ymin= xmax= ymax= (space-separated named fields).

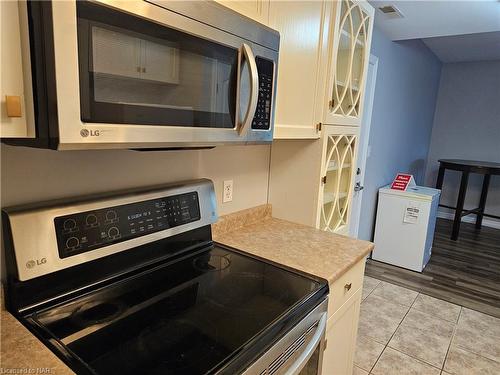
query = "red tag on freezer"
xmin=390 ymin=174 xmax=415 ymax=191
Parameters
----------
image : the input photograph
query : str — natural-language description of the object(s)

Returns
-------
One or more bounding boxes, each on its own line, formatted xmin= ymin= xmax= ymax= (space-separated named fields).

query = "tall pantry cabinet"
xmin=270 ymin=0 xmax=374 ymax=236
xmin=265 ymin=3 xmax=374 ymax=375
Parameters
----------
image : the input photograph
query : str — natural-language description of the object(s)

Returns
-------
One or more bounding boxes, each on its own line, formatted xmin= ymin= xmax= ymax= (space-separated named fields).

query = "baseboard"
xmin=437 ymin=209 xmax=500 ymax=230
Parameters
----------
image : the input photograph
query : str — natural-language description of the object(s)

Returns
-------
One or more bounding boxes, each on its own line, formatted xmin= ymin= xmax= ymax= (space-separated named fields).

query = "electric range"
xmin=3 ymin=179 xmax=328 ymax=375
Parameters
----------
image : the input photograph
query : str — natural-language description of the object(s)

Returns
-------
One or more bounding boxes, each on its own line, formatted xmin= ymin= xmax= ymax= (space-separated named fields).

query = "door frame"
xmin=350 ymin=54 xmax=378 ymax=238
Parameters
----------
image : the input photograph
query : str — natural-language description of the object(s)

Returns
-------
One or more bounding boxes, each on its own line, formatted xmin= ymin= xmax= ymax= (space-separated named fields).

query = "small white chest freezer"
xmin=373 ymin=185 xmax=441 ymax=272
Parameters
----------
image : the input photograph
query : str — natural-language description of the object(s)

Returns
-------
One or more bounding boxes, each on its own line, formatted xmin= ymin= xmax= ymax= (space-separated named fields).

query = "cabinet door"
xmin=91 ymin=26 xmax=141 ymax=79
xmin=322 ymin=288 xmax=362 ymax=375
xmin=141 ymin=40 xmax=180 ymax=84
xmin=1 ymin=0 xmax=35 ymax=138
xmin=214 ymin=0 xmax=270 ymax=25
xmin=324 ymin=0 xmax=374 ymax=126
xmin=270 ymin=1 xmax=330 ymax=139
xmin=318 ymin=127 xmax=358 ymax=234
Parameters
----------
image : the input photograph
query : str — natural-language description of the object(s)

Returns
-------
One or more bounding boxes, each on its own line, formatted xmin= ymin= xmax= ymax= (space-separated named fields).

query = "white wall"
xmin=199 ymin=145 xmax=271 ymax=214
xmin=0 ymin=144 xmax=271 ymax=215
xmin=425 ymin=61 xmax=500 ymax=225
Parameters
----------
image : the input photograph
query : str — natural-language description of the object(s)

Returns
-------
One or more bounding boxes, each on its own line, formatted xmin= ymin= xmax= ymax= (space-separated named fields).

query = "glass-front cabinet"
xmin=318 ymin=126 xmax=358 ymax=234
xmin=324 ymin=0 xmax=374 ymax=126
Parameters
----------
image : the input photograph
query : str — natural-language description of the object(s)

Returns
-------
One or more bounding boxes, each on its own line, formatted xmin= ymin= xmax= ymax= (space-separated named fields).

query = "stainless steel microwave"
xmin=4 ymin=1 xmax=279 ymax=150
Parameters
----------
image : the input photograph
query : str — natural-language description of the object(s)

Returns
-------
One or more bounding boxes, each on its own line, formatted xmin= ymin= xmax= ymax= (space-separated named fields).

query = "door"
xmin=214 ymin=0 xmax=270 ymax=25
xmin=0 ymin=0 xmax=35 ymax=138
xmin=322 ymin=288 xmax=362 ymax=375
xmin=350 ymin=55 xmax=378 ymax=238
xmin=323 ymin=0 xmax=374 ymax=127
xmin=46 ymin=0 xmax=277 ymax=149
xmin=78 ymin=1 xmax=239 ymax=129
xmin=319 ymin=126 xmax=358 ymax=235
xmin=270 ymin=0 xmax=329 ymax=139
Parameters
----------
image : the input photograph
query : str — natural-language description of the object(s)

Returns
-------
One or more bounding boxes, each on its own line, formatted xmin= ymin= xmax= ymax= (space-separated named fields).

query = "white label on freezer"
xmin=404 ymin=203 xmax=420 ymax=224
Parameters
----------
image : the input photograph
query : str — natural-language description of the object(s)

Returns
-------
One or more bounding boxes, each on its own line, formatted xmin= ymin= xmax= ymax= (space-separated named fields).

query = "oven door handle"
xmin=285 ymin=312 xmax=327 ymax=375
xmin=238 ymin=43 xmax=259 ymax=136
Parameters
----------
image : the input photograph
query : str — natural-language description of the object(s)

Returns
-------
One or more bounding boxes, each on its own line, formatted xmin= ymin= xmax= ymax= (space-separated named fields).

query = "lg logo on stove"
xmin=26 ymin=258 xmax=47 ymax=269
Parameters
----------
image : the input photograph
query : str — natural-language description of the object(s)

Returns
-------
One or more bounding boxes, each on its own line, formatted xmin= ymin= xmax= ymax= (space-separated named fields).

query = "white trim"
xmin=351 ymin=54 xmax=378 ymax=238
xmin=437 ymin=209 xmax=500 ymax=230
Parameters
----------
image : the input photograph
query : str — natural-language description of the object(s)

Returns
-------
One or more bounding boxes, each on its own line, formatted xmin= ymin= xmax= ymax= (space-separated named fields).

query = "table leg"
xmin=476 ymin=174 xmax=491 ymax=229
xmin=451 ymin=171 xmax=469 ymax=240
xmin=436 ymin=165 xmax=445 ymax=189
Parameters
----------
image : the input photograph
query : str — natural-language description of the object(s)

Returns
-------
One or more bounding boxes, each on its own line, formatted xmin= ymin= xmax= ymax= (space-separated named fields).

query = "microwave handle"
xmin=238 ymin=43 xmax=259 ymax=136
xmin=285 ymin=312 xmax=327 ymax=375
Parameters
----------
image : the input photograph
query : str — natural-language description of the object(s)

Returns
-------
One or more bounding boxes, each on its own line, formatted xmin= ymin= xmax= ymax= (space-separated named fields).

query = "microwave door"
xmin=43 ymin=0 xmax=277 ymax=149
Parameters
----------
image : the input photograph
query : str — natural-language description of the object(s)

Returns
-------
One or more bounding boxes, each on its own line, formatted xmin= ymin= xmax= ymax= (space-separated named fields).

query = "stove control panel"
xmin=54 ymin=192 xmax=200 ymax=259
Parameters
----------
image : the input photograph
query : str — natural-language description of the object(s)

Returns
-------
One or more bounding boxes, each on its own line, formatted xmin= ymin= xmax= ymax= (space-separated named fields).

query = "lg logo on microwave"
xmin=26 ymin=258 xmax=47 ymax=269
xmin=80 ymin=129 xmax=101 ymax=137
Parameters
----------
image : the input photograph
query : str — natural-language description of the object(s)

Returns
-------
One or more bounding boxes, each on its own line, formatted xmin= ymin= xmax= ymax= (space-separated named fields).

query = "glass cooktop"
xmin=32 ymin=245 xmax=326 ymax=375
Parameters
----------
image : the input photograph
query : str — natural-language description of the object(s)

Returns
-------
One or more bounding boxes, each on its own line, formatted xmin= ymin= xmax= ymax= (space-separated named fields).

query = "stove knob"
xmin=86 ymin=214 xmax=98 ymax=226
xmin=106 ymin=210 xmax=118 ymax=222
xmin=63 ymin=219 xmax=77 ymax=231
xmin=66 ymin=237 xmax=80 ymax=249
xmin=108 ymin=227 xmax=120 ymax=238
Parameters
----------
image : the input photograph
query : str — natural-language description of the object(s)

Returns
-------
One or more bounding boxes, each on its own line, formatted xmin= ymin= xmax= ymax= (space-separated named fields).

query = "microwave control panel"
xmin=252 ymin=57 xmax=274 ymax=131
xmin=54 ymin=192 xmax=200 ymax=259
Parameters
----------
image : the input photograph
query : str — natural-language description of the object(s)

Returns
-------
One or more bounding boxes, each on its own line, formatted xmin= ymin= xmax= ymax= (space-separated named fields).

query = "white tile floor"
xmin=354 ymin=276 xmax=500 ymax=375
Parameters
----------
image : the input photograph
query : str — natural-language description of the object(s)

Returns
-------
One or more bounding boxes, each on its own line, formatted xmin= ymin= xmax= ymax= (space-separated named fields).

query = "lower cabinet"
xmin=323 ymin=288 xmax=362 ymax=375
xmin=322 ymin=259 xmax=365 ymax=375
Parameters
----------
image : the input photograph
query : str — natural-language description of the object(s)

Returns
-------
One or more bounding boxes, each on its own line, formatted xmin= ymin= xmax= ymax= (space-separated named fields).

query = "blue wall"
xmin=358 ymin=26 xmax=442 ymax=241
xmin=425 ymin=61 xmax=500 ymax=224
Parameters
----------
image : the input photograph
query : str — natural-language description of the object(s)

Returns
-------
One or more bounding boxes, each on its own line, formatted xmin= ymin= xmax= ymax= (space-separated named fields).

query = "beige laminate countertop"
xmin=1 ymin=204 xmax=373 ymax=373
xmin=213 ymin=206 xmax=374 ymax=286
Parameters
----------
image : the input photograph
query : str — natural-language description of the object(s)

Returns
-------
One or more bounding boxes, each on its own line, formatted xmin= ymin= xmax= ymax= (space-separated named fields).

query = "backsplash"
xmin=0 ymin=144 xmax=271 ymax=215
xmin=0 ymin=143 xmax=271 ymax=279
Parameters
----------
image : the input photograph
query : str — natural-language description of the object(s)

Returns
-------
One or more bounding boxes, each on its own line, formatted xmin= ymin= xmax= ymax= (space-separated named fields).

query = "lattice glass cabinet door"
xmin=320 ymin=132 xmax=357 ymax=234
xmin=325 ymin=0 xmax=373 ymax=126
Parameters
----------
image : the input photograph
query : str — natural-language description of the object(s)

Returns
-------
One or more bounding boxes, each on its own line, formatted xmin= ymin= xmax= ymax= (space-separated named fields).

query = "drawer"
xmin=327 ymin=259 xmax=365 ymax=318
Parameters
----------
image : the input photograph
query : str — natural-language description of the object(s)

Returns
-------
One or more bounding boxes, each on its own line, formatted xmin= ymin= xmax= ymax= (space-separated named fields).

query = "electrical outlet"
xmin=223 ymin=180 xmax=233 ymax=203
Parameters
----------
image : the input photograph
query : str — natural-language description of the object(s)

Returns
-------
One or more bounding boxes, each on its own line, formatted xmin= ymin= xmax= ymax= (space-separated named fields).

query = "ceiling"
xmin=368 ymin=1 xmax=500 ymax=41
xmin=422 ymin=31 xmax=500 ymax=63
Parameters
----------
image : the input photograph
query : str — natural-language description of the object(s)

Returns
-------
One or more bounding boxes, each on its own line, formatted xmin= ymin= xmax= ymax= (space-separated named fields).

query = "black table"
xmin=436 ymin=159 xmax=500 ymax=240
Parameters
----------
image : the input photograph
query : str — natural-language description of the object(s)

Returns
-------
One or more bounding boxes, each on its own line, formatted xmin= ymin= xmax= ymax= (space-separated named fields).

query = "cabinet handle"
xmin=5 ymin=95 xmax=22 ymax=118
xmin=136 ymin=67 xmax=141 ymax=73
xmin=329 ymin=99 xmax=334 ymax=108
xmin=322 ymin=176 xmax=327 ymax=184
xmin=316 ymin=122 xmax=322 ymax=132
xmin=344 ymin=282 xmax=352 ymax=292
xmin=142 ymin=67 xmax=146 ymax=73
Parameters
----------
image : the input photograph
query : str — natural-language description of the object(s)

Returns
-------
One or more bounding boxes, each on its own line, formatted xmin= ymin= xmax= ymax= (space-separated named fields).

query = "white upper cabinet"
xmin=214 ymin=0 xmax=270 ymax=25
xmin=270 ymin=1 xmax=331 ymax=139
xmin=92 ymin=26 xmax=180 ymax=84
xmin=141 ymin=40 xmax=180 ymax=84
xmin=92 ymin=26 xmax=141 ymax=79
xmin=323 ymin=0 xmax=374 ymax=126
xmin=1 ymin=1 xmax=35 ymax=138
xmin=214 ymin=0 xmax=374 ymax=133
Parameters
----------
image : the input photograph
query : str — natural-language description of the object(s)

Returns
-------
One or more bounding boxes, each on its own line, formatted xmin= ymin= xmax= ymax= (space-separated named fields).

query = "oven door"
xmin=242 ymin=299 xmax=328 ymax=375
xmin=49 ymin=1 xmax=277 ymax=149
